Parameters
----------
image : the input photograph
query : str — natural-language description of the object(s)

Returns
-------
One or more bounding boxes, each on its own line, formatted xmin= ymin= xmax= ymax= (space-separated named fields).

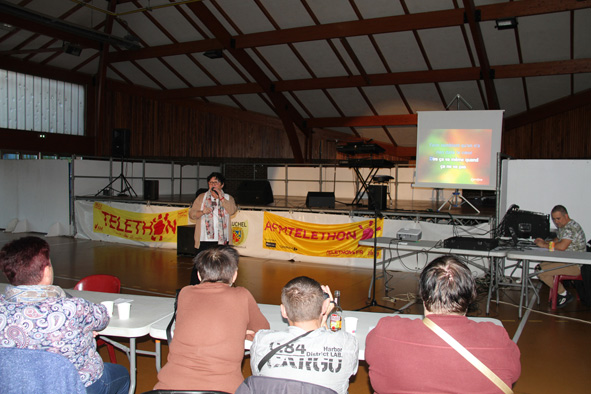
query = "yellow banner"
xmin=93 ymin=202 xmax=188 ymax=242
xmin=262 ymin=212 xmax=382 ymax=258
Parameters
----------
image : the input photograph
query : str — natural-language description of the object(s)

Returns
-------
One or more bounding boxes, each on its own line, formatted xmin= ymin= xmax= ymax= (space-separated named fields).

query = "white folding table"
xmin=0 ymin=283 xmax=175 ymax=394
xmin=358 ymin=237 xmax=509 ymax=314
xmin=149 ymin=303 xmax=503 ymax=362
xmin=68 ymin=289 xmax=174 ymax=394
xmin=505 ymin=249 xmax=591 ymax=318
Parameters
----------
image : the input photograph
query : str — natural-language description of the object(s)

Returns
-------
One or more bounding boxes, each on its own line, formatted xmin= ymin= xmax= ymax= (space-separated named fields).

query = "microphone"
xmin=211 ymin=188 xmax=220 ymax=198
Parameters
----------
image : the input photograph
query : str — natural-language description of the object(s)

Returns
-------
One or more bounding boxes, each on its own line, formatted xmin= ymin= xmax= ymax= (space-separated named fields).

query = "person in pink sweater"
xmin=155 ymin=246 xmax=269 ymax=393
xmin=366 ymin=255 xmax=521 ymax=394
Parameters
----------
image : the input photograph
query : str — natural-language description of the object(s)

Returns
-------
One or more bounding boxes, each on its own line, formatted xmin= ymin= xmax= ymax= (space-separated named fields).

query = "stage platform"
xmin=77 ymin=193 xmax=496 ymax=226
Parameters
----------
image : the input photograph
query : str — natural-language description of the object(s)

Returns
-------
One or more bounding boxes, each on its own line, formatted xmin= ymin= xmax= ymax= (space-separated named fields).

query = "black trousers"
xmin=189 ymin=241 xmax=223 ymax=285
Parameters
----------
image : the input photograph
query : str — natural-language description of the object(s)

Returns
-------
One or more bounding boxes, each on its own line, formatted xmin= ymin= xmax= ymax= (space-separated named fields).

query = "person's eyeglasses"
xmin=208 ymin=181 xmax=221 ymax=185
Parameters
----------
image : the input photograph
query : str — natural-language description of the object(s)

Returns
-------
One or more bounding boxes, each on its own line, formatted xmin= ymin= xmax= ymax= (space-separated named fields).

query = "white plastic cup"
xmin=344 ymin=316 xmax=358 ymax=334
xmin=100 ymin=301 xmax=114 ymax=317
xmin=117 ymin=302 xmax=131 ymax=320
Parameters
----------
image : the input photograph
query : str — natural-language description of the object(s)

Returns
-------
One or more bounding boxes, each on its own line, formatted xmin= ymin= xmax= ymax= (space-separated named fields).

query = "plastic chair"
xmin=0 ymin=347 xmax=86 ymax=394
xmin=74 ymin=274 xmax=121 ymax=293
xmin=74 ymin=274 xmax=121 ymax=363
xmin=235 ymin=376 xmax=338 ymax=394
xmin=549 ymin=274 xmax=583 ymax=310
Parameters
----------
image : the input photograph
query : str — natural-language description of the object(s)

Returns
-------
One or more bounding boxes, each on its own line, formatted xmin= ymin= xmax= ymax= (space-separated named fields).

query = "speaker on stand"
xmin=95 ymin=129 xmax=137 ymax=197
xmin=368 ymin=185 xmax=387 ymax=210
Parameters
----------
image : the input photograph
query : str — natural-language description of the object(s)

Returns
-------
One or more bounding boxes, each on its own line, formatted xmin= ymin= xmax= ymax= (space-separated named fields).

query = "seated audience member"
xmin=366 ymin=255 xmax=520 ymax=394
xmin=250 ymin=276 xmax=358 ymax=394
xmin=534 ymin=204 xmax=587 ymax=308
xmin=154 ymin=246 xmax=269 ymax=392
xmin=0 ymin=236 xmax=130 ymax=394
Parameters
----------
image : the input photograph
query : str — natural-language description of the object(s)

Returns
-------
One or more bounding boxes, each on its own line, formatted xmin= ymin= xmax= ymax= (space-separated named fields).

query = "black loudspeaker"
xmin=235 ymin=180 xmax=274 ymax=205
xmin=144 ymin=180 xmax=159 ymax=200
xmin=368 ymin=185 xmax=387 ymax=210
xmin=306 ymin=192 xmax=335 ymax=209
xmin=177 ymin=225 xmax=198 ymax=255
xmin=112 ymin=128 xmax=131 ymax=157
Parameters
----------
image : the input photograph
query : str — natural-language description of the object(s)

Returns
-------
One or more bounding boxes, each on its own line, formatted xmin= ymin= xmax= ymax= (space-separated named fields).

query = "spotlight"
xmin=62 ymin=41 xmax=82 ymax=56
xmin=495 ymin=17 xmax=518 ymax=30
xmin=203 ymin=49 xmax=223 ymax=59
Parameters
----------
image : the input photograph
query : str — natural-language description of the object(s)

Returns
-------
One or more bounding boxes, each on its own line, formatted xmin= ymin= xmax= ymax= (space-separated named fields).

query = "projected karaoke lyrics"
xmin=417 ymin=128 xmax=492 ymax=186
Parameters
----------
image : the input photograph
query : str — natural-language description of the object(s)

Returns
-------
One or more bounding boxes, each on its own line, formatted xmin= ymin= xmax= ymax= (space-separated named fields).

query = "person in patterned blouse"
xmin=0 ymin=236 xmax=129 ymax=394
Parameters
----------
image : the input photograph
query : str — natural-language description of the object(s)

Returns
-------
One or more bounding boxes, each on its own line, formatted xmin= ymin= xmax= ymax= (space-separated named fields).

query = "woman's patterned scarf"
xmin=202 ymin=189 xmax=229 ymax=244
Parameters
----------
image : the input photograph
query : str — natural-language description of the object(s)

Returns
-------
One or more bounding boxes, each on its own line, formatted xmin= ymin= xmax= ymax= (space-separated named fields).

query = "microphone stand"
xmin=357 ymin=191 xmax=399 ymax=312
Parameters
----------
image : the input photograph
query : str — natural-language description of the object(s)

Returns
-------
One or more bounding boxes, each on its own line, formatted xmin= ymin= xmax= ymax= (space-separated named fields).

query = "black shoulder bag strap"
xmin=166 ymin=288 xmax=181 ymax=344
xmin=257 ymin=330 xmax=313 ymax=372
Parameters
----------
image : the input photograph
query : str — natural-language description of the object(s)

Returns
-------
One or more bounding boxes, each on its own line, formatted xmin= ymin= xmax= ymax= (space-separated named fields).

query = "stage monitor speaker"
xmin=112 ymin=128 xmax=131 ymax=157
xmin=306 ymin=192 xmax=335 ymax=209
xmin=196 ymin=188 xmax=208 ymax=197
xmin=368 ymin=185 xmax=387 ymax=210
xmin=236 ymin=180 xmax=274 ymax=205
xmin=177 ymin=225 xmax=197 ymax=255
xmin=144 ymin=180 xmax=159 ymax=200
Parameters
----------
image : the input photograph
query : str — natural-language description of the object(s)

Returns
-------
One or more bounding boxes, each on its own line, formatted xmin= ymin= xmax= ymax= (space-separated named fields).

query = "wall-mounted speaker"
xmin=112 ymin=128 xmax=131 ymax=157
xmin=306 ymin=192 xmax=335 ymax=209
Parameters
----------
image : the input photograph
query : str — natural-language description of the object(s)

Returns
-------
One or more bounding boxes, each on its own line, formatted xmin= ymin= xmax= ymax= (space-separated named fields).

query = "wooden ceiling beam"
xmin=105 ymin=1 xmax=590 ymax=62
xmin=463 ymin=0 xmax=499 ymax=110
xmin=150 ymin=58 xmax=591 ymax=99
xmin=0 ymin=55 xmax=92 ymax=85
xmin=308 ymin=115 xmax=418 ymax=128
xmin=186 ymin=1 xmax=307 ymax=163
xmin=0 ymin=13 xmax=101 ymax=50
xmin=504 ymin=88 xmax=591 ymax=130
xmin=495 ymin=59 xmax=591 ymax=78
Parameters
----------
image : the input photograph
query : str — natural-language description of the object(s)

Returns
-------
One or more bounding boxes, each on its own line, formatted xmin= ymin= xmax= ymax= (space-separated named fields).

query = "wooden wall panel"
xmin=502 ymin=103 xmax=591 ymax=159
xmin=100 ymin=90 xmax=330 ymax=162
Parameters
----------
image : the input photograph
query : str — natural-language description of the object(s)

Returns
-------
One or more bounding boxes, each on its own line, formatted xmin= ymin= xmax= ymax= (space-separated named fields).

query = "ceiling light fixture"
xmin=62 ymin=41 xmax=82 ymax=56
xmin=203 ymin=49 xmax=223 ymax=59
xmin=0 ymin=22 xmax=15 ymax=32
xmin=495 ymin=17 xmax=518 ymax=30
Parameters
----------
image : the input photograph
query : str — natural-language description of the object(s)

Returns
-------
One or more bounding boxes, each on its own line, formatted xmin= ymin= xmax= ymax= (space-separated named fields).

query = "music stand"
xmin=95 ymin=158 xmax=137 ymax=197
xmin=357 ymin=194 xmax=399 ymax=312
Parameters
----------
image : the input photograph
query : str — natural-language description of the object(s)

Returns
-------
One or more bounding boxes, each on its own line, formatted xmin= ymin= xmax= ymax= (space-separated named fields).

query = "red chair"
xmin=74 ymin=275 xmax=121 ymax=293
xmin=548 ymin=274 xmax=583 ymax=310
xmin=74 ymin=275 xmax=121 ymax=363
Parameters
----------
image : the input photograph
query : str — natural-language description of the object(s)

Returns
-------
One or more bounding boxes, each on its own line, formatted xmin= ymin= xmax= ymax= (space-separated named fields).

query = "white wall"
xmin=0 ymin=160 xmax=70 ymax=234
xmin=268 ymin=165 xmax=456 ymax=202
xmin=501 ymin=159 xmax=591 ymax=236
xmin=0 ymin=159 xmax=221 ymax=235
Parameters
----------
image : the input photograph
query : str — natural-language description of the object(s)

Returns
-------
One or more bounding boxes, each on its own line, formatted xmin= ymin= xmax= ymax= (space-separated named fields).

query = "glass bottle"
xmin=329 ymin=290 xmax=343 ymax=331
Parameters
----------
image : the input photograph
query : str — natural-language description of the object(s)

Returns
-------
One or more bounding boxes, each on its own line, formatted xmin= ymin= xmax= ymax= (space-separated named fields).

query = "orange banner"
xmin=93 ymin=202 xmax=188 ymax=242
xmin=262 ymin=212 xmax=382 ymax=258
